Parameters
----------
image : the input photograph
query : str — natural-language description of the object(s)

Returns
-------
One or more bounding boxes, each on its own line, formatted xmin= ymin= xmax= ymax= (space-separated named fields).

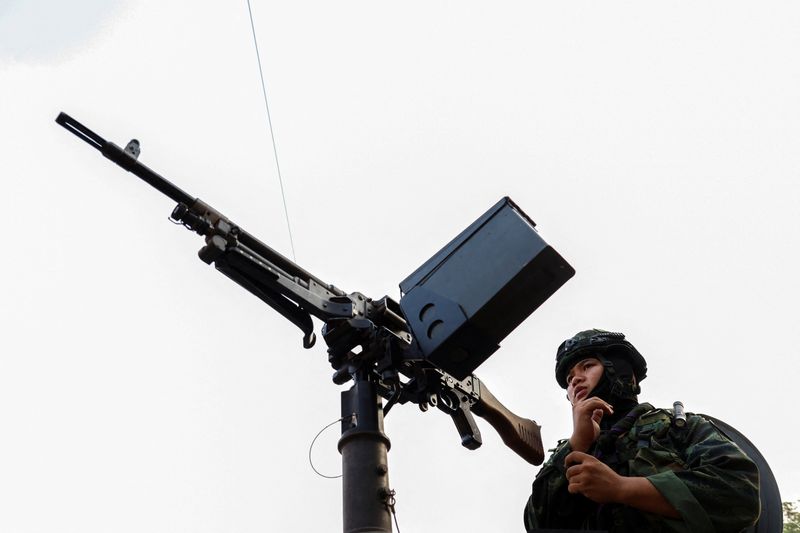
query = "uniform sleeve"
xmin=524 ymin=441 xmax=590 ymax=531
xmin=645 ymin=416 xmax=760 ymax=532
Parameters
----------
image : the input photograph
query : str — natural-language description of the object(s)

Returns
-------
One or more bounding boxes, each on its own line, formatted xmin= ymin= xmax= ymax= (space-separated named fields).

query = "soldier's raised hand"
xmin=568 ymin=397 xmax=613 ymax=452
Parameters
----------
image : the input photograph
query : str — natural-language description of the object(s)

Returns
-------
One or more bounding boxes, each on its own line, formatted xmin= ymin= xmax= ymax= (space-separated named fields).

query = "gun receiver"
xmin=56 ymin=111 xmax=547 ymax=465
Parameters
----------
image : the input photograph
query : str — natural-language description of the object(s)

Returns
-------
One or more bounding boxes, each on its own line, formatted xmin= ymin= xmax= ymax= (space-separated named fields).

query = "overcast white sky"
xmin=2 ymin=1 xmax=799 ymax=531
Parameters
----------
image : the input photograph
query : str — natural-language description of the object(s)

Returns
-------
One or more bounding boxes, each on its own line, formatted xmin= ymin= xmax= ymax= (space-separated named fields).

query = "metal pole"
xmin=339 ymin=375 xmax=393 ymax=533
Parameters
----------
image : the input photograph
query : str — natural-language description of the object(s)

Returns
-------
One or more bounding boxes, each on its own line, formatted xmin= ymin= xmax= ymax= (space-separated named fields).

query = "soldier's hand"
xmin=568 ymin=397 xmax=613 ymax=452
xmin=564 ymin=451 xmax=623 ymax=504
xmin=565 ymin=451 xmax=681 ymax=518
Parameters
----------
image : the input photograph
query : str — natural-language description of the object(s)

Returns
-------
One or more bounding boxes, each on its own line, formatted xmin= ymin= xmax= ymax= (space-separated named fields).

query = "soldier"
xmin=523 ymin=329 xmax=760 ymax=532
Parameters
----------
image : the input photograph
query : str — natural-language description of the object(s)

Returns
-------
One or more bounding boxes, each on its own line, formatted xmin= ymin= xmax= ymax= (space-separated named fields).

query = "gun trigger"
xmin=124 ymin=139 xmax=140 ymax=160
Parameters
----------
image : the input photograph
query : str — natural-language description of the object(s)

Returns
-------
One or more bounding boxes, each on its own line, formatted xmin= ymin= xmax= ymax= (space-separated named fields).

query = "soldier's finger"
xmin=567 ymin=480 xmax=582 ymax=494
xmin=578 ymin=397 xmax=613 ymax=413
xmin=565 ymin=451 xmax=589 ymax=468
xmin=565 ymin=464 xmax=582 ymax=480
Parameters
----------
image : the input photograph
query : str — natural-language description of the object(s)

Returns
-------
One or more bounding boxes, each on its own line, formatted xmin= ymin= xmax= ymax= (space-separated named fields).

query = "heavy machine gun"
xmin=56 ymin=112 xmax=576 ymax=532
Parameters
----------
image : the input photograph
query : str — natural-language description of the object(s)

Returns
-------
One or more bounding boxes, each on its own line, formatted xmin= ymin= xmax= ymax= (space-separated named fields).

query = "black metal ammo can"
xmin=399 ymin=197 xmax=575 ymax=379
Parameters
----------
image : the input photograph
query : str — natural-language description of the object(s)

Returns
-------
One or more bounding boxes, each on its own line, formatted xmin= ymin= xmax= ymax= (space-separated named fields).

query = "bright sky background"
xmin=2 ymin=1 xmax=798 ymax=531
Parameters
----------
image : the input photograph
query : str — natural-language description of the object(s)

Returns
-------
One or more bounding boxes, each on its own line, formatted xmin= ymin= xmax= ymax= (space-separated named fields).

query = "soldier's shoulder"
xmin=633 ymin=402 xmax=712 ymax=426
xmin=631 ymin=403 xmax=673 ymax=433
xmin=633 ymin=404 xmax=724 ymax=447
xmin=630 ymin=403 xmax=713 ymax=440
xmin=637 ymin=406 xmax=672 ymax=423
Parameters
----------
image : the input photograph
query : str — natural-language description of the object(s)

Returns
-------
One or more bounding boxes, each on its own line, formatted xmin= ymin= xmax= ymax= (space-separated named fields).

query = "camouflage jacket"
xmin=523 ymin=403 xmax=760 ymax=532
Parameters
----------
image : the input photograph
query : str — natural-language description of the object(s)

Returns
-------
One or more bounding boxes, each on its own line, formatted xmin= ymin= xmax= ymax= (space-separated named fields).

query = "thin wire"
xmin=245 ymin=0 xmax=297 ymax=261
xmin=308 ymin=414 xmax=355 ymax=479
xmin=387 ymin=490 xmax=401 ymax=532
xmin=393 ymin=509 xmax=401 ymax=533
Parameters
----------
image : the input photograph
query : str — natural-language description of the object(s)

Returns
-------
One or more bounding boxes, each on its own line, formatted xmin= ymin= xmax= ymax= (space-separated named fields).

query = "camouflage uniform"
xmin=523 ymin=402 xmax=761 ymax=532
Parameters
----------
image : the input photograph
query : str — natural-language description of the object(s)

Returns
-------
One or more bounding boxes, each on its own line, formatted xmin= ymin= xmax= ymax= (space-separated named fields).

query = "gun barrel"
xmin=56 ymin=112 xmax=345 ymax=297
xmin=57 ymin=112 xmax=195 ymax=205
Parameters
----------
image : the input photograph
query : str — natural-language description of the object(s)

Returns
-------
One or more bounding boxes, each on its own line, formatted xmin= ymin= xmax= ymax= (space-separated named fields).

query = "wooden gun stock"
xmin=471 ymin=381 xmax=544 ymax=465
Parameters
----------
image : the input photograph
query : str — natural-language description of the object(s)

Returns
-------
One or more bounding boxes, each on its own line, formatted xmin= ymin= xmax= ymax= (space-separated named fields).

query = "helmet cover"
xmin=555 ymin=329 xmax=647 ymax=389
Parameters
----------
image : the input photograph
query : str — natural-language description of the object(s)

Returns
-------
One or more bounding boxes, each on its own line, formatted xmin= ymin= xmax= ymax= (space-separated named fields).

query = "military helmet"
xmin=555 ymin=329 xmax=647 ymax=389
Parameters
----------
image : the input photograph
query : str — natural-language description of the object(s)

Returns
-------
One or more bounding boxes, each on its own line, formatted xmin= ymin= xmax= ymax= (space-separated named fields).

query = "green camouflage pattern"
xmin=523 ymin=405 xmax=760 ymax=532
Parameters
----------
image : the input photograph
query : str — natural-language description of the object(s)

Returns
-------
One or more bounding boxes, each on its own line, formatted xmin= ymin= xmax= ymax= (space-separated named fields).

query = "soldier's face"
xmin=566 ymin=357 xmax=604 ymax=405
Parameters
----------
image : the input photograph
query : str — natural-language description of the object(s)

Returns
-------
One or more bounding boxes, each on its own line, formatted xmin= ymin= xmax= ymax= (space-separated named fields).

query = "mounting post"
xmin=339 ymin=373 xmax=393 ymax=533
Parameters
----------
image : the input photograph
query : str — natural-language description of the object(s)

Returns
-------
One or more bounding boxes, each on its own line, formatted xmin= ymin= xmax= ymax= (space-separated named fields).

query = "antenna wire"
xmin=246 ymin=0 xmax=297 ymax=261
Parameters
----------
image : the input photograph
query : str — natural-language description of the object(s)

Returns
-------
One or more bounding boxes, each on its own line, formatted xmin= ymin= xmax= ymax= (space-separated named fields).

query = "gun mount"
xmin=57 ymin=112 xmax=575 ymax=532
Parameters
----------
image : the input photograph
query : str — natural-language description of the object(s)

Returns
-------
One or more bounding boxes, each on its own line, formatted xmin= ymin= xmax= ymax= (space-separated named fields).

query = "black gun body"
xmin=56 ymin=111 xmax=546 ymax=466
